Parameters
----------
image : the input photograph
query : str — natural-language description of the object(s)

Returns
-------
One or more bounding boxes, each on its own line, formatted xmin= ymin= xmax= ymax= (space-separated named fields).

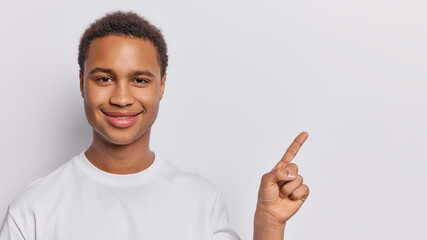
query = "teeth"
xmin=116 ymin=116 xmax=131 ymax=119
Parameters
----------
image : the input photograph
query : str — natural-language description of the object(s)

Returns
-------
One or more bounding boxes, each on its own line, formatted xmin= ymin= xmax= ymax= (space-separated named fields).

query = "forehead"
xmin=85 ymin=35 xmax=161 ymax=77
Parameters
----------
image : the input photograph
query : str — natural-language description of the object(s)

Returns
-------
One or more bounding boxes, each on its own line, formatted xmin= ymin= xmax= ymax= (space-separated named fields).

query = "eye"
xmin=134 ymin=78 xmax=148 ymax=84
xmin=97 ymin=77 xmax=112 ymax=83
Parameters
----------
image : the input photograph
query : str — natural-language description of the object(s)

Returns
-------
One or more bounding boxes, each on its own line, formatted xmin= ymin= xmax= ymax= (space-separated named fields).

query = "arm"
xmin=254 ymin=210 xmax=285 ymax=240
xmin=254 ymin=132 xmax=310 ymax=240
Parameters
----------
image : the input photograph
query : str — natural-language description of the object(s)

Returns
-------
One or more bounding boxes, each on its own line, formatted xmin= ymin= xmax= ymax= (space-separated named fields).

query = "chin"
xmin=94 ymin=129 xmax=140 ymax=146
xmin=107 ymin=138 xmax=136 ymax=146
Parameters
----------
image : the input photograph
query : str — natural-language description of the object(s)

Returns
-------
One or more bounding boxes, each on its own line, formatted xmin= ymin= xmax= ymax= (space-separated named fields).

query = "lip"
xmin=102 ymin=111 xmax=143 ymax=128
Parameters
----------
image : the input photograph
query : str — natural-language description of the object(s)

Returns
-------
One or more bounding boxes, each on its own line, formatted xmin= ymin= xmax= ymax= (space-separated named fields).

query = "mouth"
xmin=102 ymin=111 xmax=143 ymax=117
xmin=101 ymin=110 xmax=143 ymax=128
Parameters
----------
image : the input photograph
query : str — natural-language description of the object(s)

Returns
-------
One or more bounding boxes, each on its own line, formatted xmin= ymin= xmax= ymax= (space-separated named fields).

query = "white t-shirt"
xmin=0 ymin=151 xmax=240 ymax=240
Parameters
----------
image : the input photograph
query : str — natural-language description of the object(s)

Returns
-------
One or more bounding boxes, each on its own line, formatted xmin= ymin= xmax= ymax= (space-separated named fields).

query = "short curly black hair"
xmin=78 ymin=10 xmax=168 ymax=78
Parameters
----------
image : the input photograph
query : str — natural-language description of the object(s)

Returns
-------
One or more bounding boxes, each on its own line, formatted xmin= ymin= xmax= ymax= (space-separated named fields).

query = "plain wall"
xmin=1 ymin=0 xmax=426 ymax=239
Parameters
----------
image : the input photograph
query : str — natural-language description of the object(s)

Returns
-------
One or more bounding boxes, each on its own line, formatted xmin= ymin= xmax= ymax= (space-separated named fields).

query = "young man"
xmin=0 ymin=11 xmax=309 ymax=240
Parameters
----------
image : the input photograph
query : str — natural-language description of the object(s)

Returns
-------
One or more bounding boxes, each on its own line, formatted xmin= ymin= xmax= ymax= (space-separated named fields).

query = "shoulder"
xmin=8 ymin=155 xmax=77 ymax=215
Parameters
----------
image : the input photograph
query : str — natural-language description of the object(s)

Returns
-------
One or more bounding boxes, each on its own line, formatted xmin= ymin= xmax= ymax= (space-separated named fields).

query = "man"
xmin=0 ymin=11 xmax=309 ymax=240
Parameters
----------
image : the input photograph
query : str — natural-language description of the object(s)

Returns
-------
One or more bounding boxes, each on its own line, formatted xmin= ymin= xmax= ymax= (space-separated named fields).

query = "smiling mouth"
xmin=102 ymin=111 xmax=143 ymax=118
xmin=106 ymin=113 xmax=141 ymax=119
xmin=101 ymin=110 xmax=143 ymax=128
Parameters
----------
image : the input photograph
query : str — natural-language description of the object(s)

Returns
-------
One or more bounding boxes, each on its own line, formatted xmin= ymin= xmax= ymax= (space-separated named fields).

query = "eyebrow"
xmin=88 ymin=67 xmax=156 ymax=78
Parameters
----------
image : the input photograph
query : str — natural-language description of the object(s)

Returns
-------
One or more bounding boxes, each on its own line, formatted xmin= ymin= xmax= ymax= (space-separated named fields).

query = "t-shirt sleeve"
xmin=206 ymin=188 xmax=241 ymax=240
xmin=0 ymin=210 xmax=26 ymax=240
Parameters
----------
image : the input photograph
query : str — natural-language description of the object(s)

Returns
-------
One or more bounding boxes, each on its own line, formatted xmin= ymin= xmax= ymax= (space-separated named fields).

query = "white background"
xmin=1 ymin=0 xmax=426 ymax=239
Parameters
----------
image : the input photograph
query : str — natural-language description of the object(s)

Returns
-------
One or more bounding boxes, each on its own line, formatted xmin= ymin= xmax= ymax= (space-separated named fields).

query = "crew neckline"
xmin=74 ymin=150 xmax=164 ymax=188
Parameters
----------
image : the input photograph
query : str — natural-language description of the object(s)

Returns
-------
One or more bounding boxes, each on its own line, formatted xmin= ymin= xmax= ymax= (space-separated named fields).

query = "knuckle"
xmin=281 ymin=187 xmax=290 ymax=196
xmin=276 ymin=161 xmax=286 ymax=169
xmin=302 ymin=185 xmax=310 ymax=199
xmin=286 ymin=149 xmax=297 ymax=156
xmin=297 ymin=174 xmax=304 ymax=183
xmin=301 ymin=184 xmax=309 ymax=193
xmin=289 ymin=192 xmax=298 ymax=200
xmin=261 ymin=173 xmax=270 ymax=183
xmin=288 ymin=163 xmax=298 ymax=173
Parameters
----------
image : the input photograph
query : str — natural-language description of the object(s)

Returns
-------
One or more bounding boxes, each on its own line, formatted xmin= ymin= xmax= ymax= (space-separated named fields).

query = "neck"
xmin=84 ymin=128 xmax=155 ymax=174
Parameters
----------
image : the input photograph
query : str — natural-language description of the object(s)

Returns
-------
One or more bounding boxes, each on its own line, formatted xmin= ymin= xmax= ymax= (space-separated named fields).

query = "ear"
xmin=79 ymin=71 xmax=84 ymax=98
xmin=159 ymin=73 xmax=167 ymax=100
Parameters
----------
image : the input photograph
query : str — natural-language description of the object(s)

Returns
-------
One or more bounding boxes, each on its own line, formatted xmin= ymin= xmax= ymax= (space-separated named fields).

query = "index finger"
xmin=274 ymin=131 xmax=308 ymax=169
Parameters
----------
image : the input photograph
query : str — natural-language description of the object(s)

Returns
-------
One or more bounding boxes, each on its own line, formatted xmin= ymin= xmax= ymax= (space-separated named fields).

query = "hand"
xmin=255 ymin=132 xmax=310 ymax=228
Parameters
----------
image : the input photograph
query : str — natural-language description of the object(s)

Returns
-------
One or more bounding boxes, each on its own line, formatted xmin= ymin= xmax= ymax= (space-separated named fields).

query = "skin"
xmin=79 ymin=34 xmax=309 ymax=239
xmin=254 ymin=132 xmax=310 ymax=240
xmin=79 ymin=34 xmax=166 ymax=174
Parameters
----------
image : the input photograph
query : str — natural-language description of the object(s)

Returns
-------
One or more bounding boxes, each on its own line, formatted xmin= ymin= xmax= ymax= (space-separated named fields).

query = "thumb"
xmin=261 ymin=166 xmax=297 ymax=188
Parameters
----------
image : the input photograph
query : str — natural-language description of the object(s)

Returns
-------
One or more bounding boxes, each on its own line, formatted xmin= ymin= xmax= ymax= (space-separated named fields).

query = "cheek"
xmin=137 ymin=86 xmax=161 ymax=108
xmin=84 ymin=85 xmax=108 ymax=113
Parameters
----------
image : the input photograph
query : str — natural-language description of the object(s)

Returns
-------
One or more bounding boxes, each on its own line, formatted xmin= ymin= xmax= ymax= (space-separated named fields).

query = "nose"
xmin=109 ymin=80 xmax=134 ymax=107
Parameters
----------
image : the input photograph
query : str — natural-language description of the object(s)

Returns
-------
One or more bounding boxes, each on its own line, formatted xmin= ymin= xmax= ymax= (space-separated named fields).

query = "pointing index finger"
xmin=275 ymin=132 xmax=308 ymax=169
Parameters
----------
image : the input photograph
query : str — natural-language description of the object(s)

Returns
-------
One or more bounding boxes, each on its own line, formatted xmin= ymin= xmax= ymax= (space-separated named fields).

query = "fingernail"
xmin=288 ymin=171 xmax=295 ymax=178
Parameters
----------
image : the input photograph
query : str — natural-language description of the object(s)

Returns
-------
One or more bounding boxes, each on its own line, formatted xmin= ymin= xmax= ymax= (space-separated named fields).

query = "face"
xmin=79 ymin=35 xmax=166 ymax=146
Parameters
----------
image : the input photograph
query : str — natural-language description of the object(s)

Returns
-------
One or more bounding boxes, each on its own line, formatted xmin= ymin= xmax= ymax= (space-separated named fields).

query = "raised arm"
xmin=254 ymin=132 xmax=310 ymax=240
